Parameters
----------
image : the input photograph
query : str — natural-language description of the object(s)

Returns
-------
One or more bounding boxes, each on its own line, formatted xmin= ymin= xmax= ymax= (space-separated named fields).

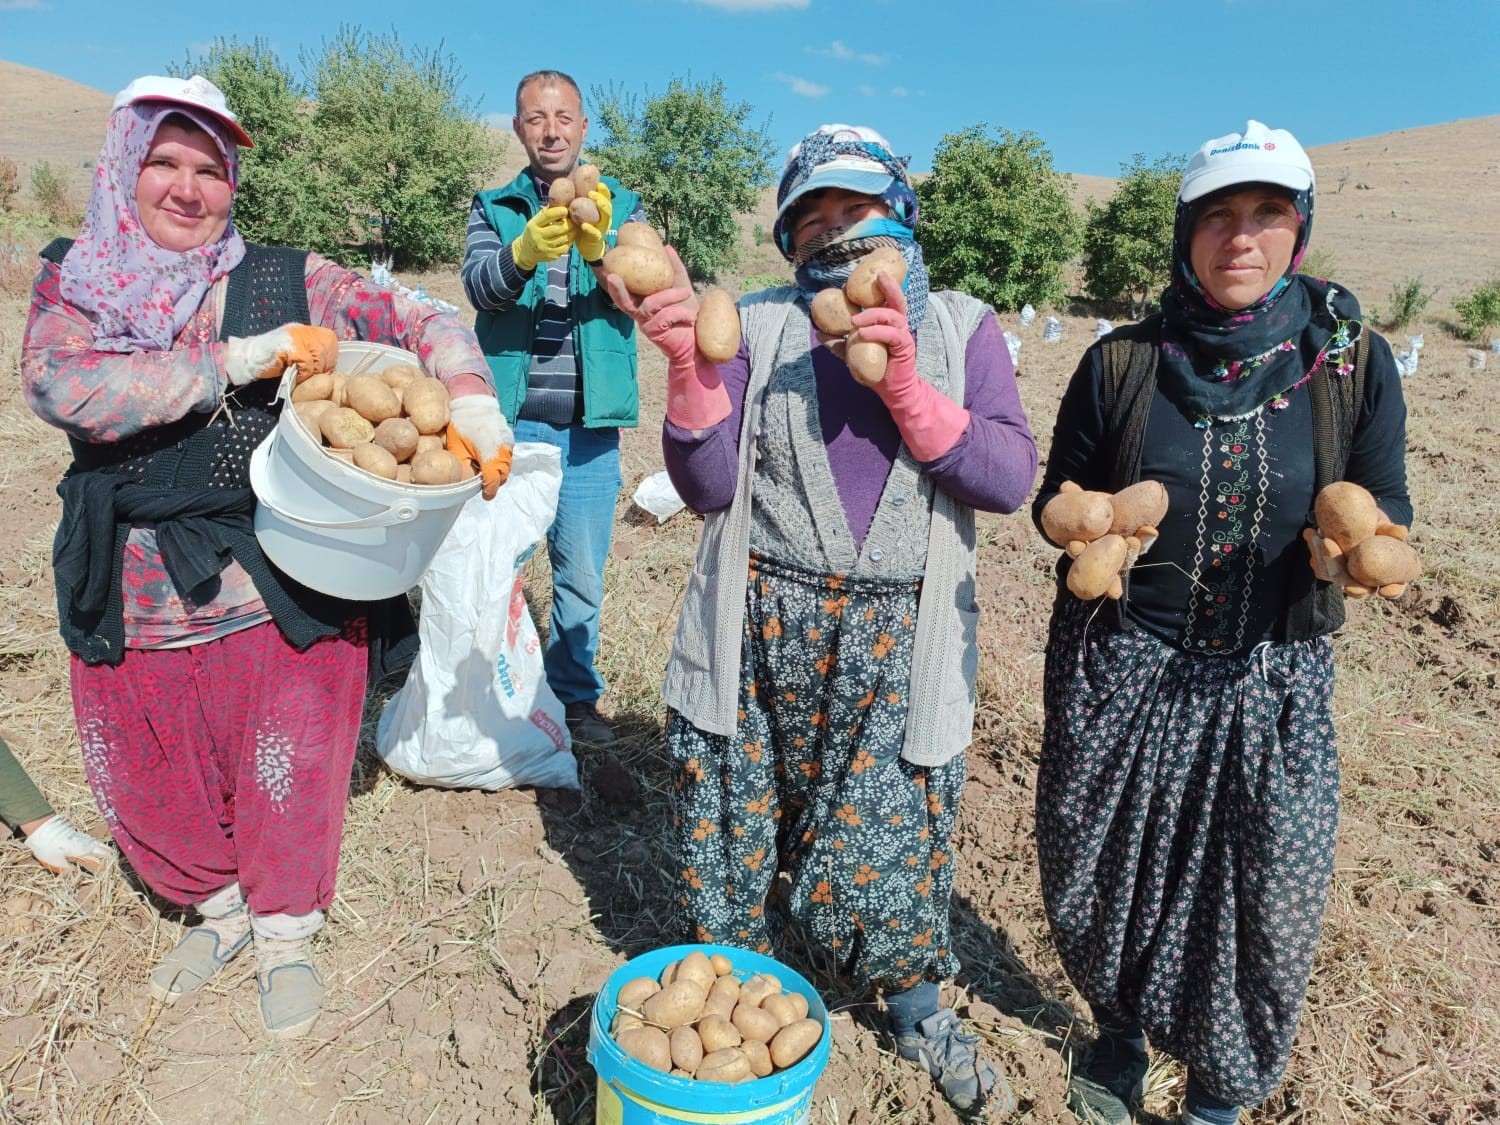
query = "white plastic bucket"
xmin=248 ymin=341 xmax=480 ymax=601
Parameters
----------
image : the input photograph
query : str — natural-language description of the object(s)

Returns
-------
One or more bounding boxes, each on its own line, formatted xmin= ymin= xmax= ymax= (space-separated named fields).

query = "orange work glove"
xmin=446 ymin=394 xmax=515 ymax=500
xmin=224 ymin=324 xmax=339 ymax=386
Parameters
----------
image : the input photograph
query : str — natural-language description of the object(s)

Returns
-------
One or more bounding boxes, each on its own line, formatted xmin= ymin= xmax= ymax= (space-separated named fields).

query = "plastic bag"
xmin=1043 ymin=316 xmax=1063 ymax=343
xmin=1002 ymin=331 xmax=1022 ymax=368
xmin=1019 ymin=303 xmax=1036 ymax=326
xmin=375 ymin=443 xmax=578 ymax=790
xmin=632 ymin=470 xmax=686 ymax=523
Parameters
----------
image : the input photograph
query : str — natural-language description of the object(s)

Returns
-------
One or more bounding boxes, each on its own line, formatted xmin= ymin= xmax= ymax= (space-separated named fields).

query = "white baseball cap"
xmin=113 ymin=74 xmax=254 ymax=148
xmin=1179 ymin=120 xmax=1312 ymax=203
xmin=774 ymin=124 xmax=903 ymax=223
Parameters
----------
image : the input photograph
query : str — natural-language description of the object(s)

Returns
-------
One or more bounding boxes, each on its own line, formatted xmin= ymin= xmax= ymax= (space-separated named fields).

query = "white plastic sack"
xmin=375 ymin=443 xmax=578 ymax=790
xmin=632 ymin=470 xmax=686 ymax=523
xmin=1002 ymin=331 xmax=1022 ymax=368
xmin=1019 ymin=303 xmax=1036 ymax=326
xmin=1043 ymin=316 xmax=1063 ymax=343
xmin=1095 ymin=318 xmax=1114 ymax=339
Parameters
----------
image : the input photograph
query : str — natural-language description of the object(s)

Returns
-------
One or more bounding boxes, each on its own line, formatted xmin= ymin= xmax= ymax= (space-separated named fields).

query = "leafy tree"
xmin=303 ymin=27 xmax=504 ymax=268
xmin=1082 ymin=153 xmax=1184 ymax=317
xmin=1454 ymin=276 xmax=1500 ymax=341
xmin=588 ymin=76 xmax=775 ymax=282
xmin=30 ymin=161 xmax=77 ymax=226
xmin=915 ymin=125 xmax=1080 ymax=311
xmin=0 ymin=157 xmax=19 ymax=212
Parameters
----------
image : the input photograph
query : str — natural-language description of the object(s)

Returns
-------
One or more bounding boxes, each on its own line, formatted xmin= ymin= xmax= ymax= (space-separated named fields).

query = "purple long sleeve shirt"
xmin=662 ymin=309 xmax=1036 ymax=550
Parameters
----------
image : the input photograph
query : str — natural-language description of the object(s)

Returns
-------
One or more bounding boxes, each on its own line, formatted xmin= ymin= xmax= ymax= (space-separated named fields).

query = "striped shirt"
xmin=462 ymin=178 xmax=645 ymax=426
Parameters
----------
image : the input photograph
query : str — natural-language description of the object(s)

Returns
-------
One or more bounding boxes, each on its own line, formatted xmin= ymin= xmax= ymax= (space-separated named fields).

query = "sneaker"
xmin=1066 ymin=1031 xmax=1149 ymax=1125
xmin=23 ymin=816 xmax=114 ymax=875
xmin=148 ymin=926 xmax=252 ymax=1004
xmin=891 ymin=1008 xmax=1015 ymax=1121
xmin=258 ymin=961 xmax=325 ymax=1039
xmin=565 ymin=701 xmax=617 ymax=745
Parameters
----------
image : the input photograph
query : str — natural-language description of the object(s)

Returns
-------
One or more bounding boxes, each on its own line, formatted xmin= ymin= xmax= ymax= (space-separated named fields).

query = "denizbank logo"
xmin=1209 ymin=141 xmax=1272 ymax=155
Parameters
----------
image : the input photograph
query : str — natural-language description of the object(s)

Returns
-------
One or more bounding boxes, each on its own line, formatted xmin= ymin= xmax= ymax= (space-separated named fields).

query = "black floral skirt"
xmin=667 ymin=553 xmax=966 ymax=992
xmin=1036 ymin=596 xmax=1339 ymax=1105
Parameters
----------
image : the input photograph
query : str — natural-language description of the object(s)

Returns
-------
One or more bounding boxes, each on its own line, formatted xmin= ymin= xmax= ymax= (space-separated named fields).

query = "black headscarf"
xmin=1157 ymin=182 xmax=1362 ymax=424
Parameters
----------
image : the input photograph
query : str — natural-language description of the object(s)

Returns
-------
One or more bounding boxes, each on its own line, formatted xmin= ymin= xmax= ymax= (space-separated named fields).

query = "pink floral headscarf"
xmin=59 ymin=101 xmax=246 ymax=353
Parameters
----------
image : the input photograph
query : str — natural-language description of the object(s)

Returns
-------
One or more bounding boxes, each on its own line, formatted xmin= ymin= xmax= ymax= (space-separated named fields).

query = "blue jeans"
xmin=512 ymin=419 xmax=621 ymax=707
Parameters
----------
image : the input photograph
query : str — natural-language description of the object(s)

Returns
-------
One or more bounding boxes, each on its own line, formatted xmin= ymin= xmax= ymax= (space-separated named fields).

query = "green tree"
xmin=588 ymin=76 xmax=775 ymax=282
xmin=174 ymin=38 xmax=331 ymax=251
xmin=303 ymin=28 xmax=504 ymax=268
xmin=1082 ymin=153 xmax=1184 ymax=317
xmin=915 ymin=125 xmax=1080 ymax=311
xmin=30 ymin=161 xmax=77 ymax=226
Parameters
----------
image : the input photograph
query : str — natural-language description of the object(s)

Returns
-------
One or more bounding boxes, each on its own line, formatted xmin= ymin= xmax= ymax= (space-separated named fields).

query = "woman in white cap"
xmin=20 ymin=75 xmax=511 ymax=1038
xmin=1030 ymin=122 xmax=1411 ymax=1124
xmin=607 ymin=123 xmax=1038 ymax=1119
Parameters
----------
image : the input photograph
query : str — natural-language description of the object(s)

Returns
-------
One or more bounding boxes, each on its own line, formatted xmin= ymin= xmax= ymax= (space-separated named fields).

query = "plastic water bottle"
xmin=1095 ymin=319 xmax=1113 ymax=339
xmin=1002 ymin=331 xmax=1022 ymax=367
xmin=1019 ymin=303 xmax=1036 ymax=326
xmin=1043 ymin=316 xmax=1062 ymax=343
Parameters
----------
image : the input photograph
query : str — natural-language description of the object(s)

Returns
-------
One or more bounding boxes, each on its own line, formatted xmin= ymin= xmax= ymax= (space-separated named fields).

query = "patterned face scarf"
xmin=1157 ymin=183 xmax=1359 ymax=423
xmin=59 ymin=102 xmax=245 ymax=353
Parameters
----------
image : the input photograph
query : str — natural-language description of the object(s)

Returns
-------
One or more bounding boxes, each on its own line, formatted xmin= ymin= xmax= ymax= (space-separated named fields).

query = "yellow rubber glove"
xmin=511 ymin=205 xmax=574 ymax=272
xmin=575 ymin=183 xmax=613 ymax=264
xmin=224 ymin=324 xmax=339 ymax=386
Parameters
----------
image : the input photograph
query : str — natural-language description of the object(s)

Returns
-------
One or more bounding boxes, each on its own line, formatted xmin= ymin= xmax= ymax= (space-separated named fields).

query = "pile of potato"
xmin=602 ymin=223 xmax=742 ymax=365
xmin=610 ymin=950 xmax=823 ymax=1083
xmin=289 ymin=364 xmax=470 ymax=485
xmin=1310 ymin=481 xmax=1422 ymax=597
xmin=809 ymin=246 xmax=909 ymax=386
xmin=548 ymin=163 xmax=604 ymax=225
xmin=1040 ymin=480 xmax=1170 ymax=600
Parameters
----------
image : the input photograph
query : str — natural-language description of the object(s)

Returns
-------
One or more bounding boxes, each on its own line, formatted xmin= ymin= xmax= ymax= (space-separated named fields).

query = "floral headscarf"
xmin=59 ymin=101 xmax=245 ymax=353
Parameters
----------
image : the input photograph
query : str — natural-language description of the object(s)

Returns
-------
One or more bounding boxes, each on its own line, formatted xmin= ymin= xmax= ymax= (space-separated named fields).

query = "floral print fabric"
xmin=668 ymin=553 xmax=965 ymax=992
xmin=1036 ymin=596 xmax=1340 ymax=1105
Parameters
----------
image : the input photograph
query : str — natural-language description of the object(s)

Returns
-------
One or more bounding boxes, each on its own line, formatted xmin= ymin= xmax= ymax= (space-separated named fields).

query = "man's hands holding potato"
xmin=574 ymin=183 xmax=613 ymax=264
xmin=511 ymin=206 xmax=574 ymax=272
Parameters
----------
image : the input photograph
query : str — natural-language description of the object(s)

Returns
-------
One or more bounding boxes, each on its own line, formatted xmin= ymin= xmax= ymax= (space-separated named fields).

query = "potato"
xmin=642 ymin=979 xmax=705 ymax=1029
xmin=351 ymin=442 xmax=398 ymax=480
xmin=675 ymin=951 xmax=717 ymax=992
xmin=547 ymin=176 xmax=576 ymax=207
xmin=612 ymin=1011 xmax=645 ymax=1035
xmin=344 ymin=375 xmax=402 ymax=424
xmin=1314 ymin=481 xmax=1381 ymax=551
xmin=731 ymin=1003 xmax=780 ymax=1044
xmin=669 ymin=1026 xmax=704 ymax=1074
xmin=293 ymin=399 xmax=336 ymax=435
xmin=372 ymin=417 xmax=420 ymax=463
xmin=409 ymin=450 xmax=462 ymax=485
xmin=696 ymin=1015 xmax=742 ymax=1054
xmin=617 ymin=977 xmax=662 ymax=1013
xmin=768 ymin=1019 xmax=822 ymax=1070
xmin=291 ymin=372 xmax=334 ymax=403
xmin=326 ymin=447 xmax=355 ymax=462
xmin=659 ymin=961 xmax=678 ymax=988
xmin=1346 ymin=534 xmax=1422 ymax=587
xmin=695 ymin=1048 xmax=752 ymax=1084
xmin=844 ymin=247 xmax=908 ymax=308
xmin=616 ymin=1026 xmax=672 ymax=1073
xmin=845 ymin=333 xmax=888 ymax=386
xmin=615 ymin=222 xmax=663 ymax=252
xmin=380 ymin=363 xmax=422 ymax=392
xmin=785 ymin=992 xmax=809 ymax=1021
xmin=330 ymin=374 xmax=348 ymax=407
xmin=1066 ymin=533 xmax=1129 ymax=600
xmin=707 ymin=974 xmax=740 ymax=1006
xmin=604 ymin=244 xmax=674 ymax=297
xmin=1108 ymin=480 xmax=1169 ymax=536
xmin=1041 ymin=482 xmax=1115 ymax=549
xmin=320 ymin=407 xmax=375 ymax=450
xmin=394 ymin=464 xmax=412 ymax=484
xmin=741 ymin=1038 xmax=773 ymax=1078
xmin=402 ymin=377 xmax=452 ymax=435
xmin=737 ymin=975 xmax=780 ymax=1009
xmin=569 ymin=196 xmax=601 ymax=226
xmin=572 ymin=164 xmax=601 ymax=196
xmin=709 ymin=954 xmax=734 ymax=977
xmin=761 ymin=994 xmax=801 ymax=1029
xmin=415 ymin=434 xmax=446 ymax=456
xmin=810 ymin=288 xmax=858 ymax=337
xmin=695 ymin=287 xmax=741 ymax=363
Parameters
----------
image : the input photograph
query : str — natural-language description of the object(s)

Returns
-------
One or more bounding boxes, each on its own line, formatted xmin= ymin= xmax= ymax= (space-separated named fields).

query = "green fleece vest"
xmin=473 ymin=168 xmax=641 ymax=428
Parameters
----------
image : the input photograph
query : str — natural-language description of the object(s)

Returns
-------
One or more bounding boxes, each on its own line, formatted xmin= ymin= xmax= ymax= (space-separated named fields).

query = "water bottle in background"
xmin=1043 ymin=316 xmax=1063 ymax=343
xmin=1095 ymin=319 xmax=1113 ymax=339
xmin=1019 ymin=303 xmax=1036 ymax=326
xmin=1003 ymin=331 xmax=1022 ymax=368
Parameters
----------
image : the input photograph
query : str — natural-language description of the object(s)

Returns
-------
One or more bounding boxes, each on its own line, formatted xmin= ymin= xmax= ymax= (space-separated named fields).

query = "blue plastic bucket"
xmin=588 ymin=944 xmax=831 ymax=1125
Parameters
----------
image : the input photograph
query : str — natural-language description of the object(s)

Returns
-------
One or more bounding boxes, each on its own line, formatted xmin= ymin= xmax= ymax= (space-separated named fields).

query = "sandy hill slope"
xmin=0 ymin=60 xmax=110 ymax=186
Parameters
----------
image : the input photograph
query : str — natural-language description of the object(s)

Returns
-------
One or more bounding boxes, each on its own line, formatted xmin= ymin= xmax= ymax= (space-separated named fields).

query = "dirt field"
xmin=1 ymin=61 xmax=1498 ymax=1125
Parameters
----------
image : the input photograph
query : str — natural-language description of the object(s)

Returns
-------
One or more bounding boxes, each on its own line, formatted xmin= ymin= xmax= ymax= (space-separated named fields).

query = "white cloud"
xmin=771 ymin=72 xmax=829 ymax=97
xmin=0 ymin=0 xmax=50 ymax=9
xmin=857 ymin=85 xmax=877 ymax=97
xmin=807 ymin=40 xmax=887 ymax=65
xmin=687 ymin=0 xmax=809 ymax=9
xmin=483 ymin=112 xmax=512 ymax=130
xmin=890 ymin=86 xmax=908 ymax=97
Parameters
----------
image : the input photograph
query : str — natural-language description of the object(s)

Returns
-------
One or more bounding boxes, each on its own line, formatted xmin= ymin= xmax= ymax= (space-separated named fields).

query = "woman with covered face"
xmin=608 ymin=123 xmax=1038 ymax=1120
xmin=20 ymin=74 xmax=510 ymax=1039
xmin=1031 ymin=122 xmax=1411 ymax=1125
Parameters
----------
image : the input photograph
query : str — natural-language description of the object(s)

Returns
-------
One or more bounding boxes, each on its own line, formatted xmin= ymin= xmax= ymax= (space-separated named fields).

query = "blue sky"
xmin=3 ymin=0 xmax=1496 ymax=178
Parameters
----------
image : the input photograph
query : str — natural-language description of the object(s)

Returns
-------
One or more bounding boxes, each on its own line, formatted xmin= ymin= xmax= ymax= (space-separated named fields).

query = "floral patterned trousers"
xmin=668 ymin=553 xmax=966 ymax=993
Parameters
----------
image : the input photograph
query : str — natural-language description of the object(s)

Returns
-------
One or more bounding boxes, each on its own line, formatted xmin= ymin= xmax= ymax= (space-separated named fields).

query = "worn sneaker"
xmin=892 ymin=1008 xmax=1015 ymax=1121
xmin=149 ymin=927 xmax=252 ymax=1004
xmin=258 ymin=961 xmax=325 ymax=1039
xmin=1066 ymin=1030 xmax=1149 ymax=1125
xmin=565 ymin=701 xmax=617 ymax=745
xmin=24 ymin=816 xmax=114 ymax=875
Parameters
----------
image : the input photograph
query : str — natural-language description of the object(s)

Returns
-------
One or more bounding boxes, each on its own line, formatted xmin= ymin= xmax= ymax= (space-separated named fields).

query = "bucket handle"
xmin=256 ymin=490 xmax=423 ymax=530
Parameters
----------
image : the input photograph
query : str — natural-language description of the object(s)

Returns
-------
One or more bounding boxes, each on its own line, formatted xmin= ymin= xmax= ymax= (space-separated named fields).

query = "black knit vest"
xmin=1095 ymin=313 xmax=1369 ymax=643
xmin=41 ymin=238 xmax=358 ymax=664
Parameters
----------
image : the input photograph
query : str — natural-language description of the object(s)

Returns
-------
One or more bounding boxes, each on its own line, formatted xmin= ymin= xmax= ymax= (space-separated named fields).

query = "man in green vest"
xmin=462 ymin=69 xmax=643 ymax=754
